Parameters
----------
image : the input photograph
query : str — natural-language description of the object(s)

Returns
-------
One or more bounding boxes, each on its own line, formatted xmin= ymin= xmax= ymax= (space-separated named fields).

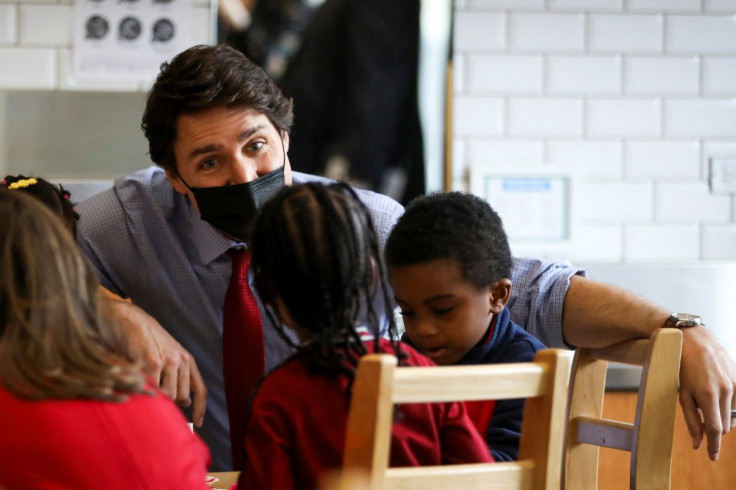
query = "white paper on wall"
xmin=470 ymin=162 xmax=581 ymax=259
xmin=73 ymin=0 xmax=195 ymax=85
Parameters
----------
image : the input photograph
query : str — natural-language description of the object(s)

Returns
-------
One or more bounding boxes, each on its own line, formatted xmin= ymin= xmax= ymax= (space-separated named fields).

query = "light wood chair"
xmin=563 ymin=328 xmax=683 ymax=490
xmin=342 ymin=348 xmax=573 ymax=490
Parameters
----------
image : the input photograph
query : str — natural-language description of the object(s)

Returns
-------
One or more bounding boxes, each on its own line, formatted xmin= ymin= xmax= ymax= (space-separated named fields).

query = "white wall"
xmin=0 ymin=0 xmax=213 ymax=91
xmin=2 ymin=1 xmax=736 ymax=265
xmin=0 ymin=0 xmax=214 ymax=177
xmin=453 ymin=0 xmax=736 ymax=263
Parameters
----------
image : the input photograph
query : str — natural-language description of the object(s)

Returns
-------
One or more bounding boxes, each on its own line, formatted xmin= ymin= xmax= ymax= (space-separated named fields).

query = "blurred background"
xmin=0 ymin=0 xmax=735 ymax=353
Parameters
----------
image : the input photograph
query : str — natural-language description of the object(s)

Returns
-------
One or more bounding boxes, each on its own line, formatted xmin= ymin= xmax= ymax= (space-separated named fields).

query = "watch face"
xmin=670 ymin=313 xmax=703 ymax=327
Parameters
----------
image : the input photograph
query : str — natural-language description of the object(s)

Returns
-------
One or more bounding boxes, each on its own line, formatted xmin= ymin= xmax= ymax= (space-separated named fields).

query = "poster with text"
xmin=74 ymin=0 xmax=195 ymax=85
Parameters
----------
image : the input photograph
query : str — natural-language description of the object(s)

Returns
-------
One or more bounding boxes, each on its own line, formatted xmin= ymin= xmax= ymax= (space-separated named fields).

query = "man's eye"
xmin=433 ymin=307 xmax=453 ymax=315
xmin=247 ymin=141 xmax=265 ymax=152
xmin=200 ymin=159 xmax=217 ymax=170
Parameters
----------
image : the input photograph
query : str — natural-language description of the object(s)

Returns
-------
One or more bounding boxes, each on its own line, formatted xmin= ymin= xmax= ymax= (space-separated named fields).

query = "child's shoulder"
xmin=488 ymin=311 xmax=546 ymax=364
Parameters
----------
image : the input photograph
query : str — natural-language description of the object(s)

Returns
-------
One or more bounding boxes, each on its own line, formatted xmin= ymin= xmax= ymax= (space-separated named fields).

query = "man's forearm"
xmin=561 ymin=275 xmax=670 ymax=348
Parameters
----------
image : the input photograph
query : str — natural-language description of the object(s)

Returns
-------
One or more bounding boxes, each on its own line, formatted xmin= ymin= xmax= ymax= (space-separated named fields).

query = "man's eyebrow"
xmin=190 ymin=143 xmax=222 ymax=158
xmin=238 ymin=125 xmax=265 ymax=142
xmin=188 ymin=125 xmax=267 ymax=158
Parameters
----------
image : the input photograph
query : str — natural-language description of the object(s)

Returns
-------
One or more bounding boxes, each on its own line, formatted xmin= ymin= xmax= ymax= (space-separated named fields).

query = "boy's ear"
xmin=488 ymin=278 xmax=512 ymax=313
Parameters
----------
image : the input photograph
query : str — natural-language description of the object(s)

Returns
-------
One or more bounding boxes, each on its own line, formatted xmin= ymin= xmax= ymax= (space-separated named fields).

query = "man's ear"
xmin=488 ymin=278 xmax=512 ymax=313
xmin=281 ymin=130 xmax=290 ymax=152
xmin=164 ymin=167 xmax=188 ymax=196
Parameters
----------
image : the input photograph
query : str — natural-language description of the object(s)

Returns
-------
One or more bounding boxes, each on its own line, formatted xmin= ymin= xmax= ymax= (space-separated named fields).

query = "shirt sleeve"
xmin=508 ymin=257 xmax=586 ymax=348
xmin=238 ymin=393 xmax=295 ymax=490
xmin=485 ymin=398 xmax=524 ymax=462
xmin=76 ymin=187 xmax=130 ymax=297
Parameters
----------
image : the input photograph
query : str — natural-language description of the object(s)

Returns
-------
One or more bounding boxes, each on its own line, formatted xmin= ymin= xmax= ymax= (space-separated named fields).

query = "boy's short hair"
xmin=385 ymin=191 xmax=512 ymax=289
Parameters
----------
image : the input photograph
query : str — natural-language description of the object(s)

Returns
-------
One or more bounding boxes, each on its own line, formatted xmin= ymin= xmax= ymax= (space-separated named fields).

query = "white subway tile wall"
xmin=454 ymin=2 xmax=736 ymax=261
xmin=587 ymin=15 xmax=663 ymax=53
xmin=624 ymin=224 xmax=700 ymax=261
xmin=467 ymin=140 xmax=544 ymax=167
xmin=624 ymin=141 xmax=700 ymax=179
xmin=666 ymin=15 xmax=736 ymax=54
xmin=547 ymin=0 xmax=622 ymax=11
xmin=454 ymin=96 xmax=504 ymax=136
xmin=19 ymin=5 xmax=73 ymax=46
xmin=656 ymin=183 xmax=731 ymax=222
xmin=546 ymin=55 xmax=621 ymax=94
xmin=467 ymin=55 xmax=543 ymax=94
xmin=508 ymin=13 xmax=584 ymax=52
xmin=586 ymin=98 xmax=661 ymax=137
xmin=627 ymin=0 xmax=701 ymax=11
xmin=546 ymin=140 xmax=623 ymax=179
xmin=624 ymin=56 xmax=699 ymax=95
xmin=0 ymin=5 xmax=17 ymax=45
xmin=702 ymin=57 xmax=736 ymax=95
xmin=579 ymin=182 xmax=654 ymax=222
xmin=570 ymin=224 xmax=623 ymax=262
xmin=0 ymin=48 xmax=56 ymax=89
xmin=703 ymin=225 xmax=736 ymax=260
xmin=705 ymin=0 xmax=736 ymax=11
xmin=508 ymin=97 xmax=583 ymax=136
xmin=0 ymin=1 xmax=214 ymax=92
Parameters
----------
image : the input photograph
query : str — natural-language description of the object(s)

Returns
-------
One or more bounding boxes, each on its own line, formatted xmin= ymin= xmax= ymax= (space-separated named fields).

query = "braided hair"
xmin=250 ymin=182 xmax=403 ymax=384
xmin=1 ymin=175 xmax=79 ymax=236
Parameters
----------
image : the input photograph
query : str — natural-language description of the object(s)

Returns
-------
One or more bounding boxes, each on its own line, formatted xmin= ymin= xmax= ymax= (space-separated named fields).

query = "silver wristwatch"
xmin=663 ymin=313 xmax=704 ymax=329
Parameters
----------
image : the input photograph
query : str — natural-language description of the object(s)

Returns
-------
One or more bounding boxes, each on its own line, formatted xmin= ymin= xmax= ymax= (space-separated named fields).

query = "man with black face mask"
xmin=76 ymin=44 xmax=403 ymax=471
xmin=76 ymin=43 xmax=736 ymax=473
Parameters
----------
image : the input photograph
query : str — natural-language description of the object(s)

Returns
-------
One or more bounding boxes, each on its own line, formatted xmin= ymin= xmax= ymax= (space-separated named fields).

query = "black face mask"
xmin=179 ymin=165 xmax=285 ymax=242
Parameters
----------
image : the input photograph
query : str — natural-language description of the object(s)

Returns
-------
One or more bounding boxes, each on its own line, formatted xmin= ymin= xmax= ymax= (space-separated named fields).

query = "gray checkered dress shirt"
xmin=77 ymin=166 xmax=583 ymax=470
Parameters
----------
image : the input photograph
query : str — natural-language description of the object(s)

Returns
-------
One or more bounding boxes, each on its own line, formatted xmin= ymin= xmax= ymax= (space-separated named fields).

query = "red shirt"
xmin=0 ymin=384 xmax=210 ymax=489
xmin=239 ymin=338 xmax=492 ymax=489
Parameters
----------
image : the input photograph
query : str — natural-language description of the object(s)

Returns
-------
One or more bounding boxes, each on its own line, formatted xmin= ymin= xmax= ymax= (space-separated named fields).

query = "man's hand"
xmin=107 ymin=299 xmax=207 ymax=427
xmin=679 ymin=326 xmax=736 ymax=461
xmin=562 ymin=276 xmax=736 ymax=460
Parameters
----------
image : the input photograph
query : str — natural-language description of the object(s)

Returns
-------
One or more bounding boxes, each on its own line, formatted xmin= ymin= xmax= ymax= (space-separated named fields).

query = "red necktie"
xmin=222 ymin=249 xmax=265 ymax=469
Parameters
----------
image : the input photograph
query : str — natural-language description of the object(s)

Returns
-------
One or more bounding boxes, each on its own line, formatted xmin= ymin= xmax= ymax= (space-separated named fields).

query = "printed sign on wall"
xmin=470 ymin=163 xmax=581 ymax=258
xmin=74 ymin=0 xmax=194 ymax=85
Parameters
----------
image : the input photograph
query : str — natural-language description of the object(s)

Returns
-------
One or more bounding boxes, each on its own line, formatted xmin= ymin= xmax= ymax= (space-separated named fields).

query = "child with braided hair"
xmin=239 ymin=182 xmax=491 ymax=489
xmin=1 ymin=175 xmax=79 ymax=235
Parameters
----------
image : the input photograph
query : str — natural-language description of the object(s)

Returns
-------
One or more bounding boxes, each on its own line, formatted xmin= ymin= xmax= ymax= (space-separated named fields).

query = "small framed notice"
xmin=470 ymin=163 xmax=580 ymax=257
xmin=73 ymin=0 xmax=196 ymax=86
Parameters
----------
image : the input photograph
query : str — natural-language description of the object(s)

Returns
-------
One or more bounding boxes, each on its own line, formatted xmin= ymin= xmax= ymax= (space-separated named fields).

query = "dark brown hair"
xmin=141 ymin=43 xmax=294 ymax=171
xmin=1 ymin=175 xmax=79 ymax=236
xmin=0 ymin=189 xmax=146 ymax=401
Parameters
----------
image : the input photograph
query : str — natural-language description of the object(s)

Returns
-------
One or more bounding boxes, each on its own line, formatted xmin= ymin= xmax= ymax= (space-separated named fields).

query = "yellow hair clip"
xmin=8 ymin=178 xmax=38 ymax=190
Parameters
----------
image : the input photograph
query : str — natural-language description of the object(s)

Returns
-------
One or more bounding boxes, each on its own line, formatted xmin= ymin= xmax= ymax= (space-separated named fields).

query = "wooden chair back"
xmin=564 ymin=328 xmax=683 ymax=490
xmin=342 ymin=348 xmax=572 ymax=490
